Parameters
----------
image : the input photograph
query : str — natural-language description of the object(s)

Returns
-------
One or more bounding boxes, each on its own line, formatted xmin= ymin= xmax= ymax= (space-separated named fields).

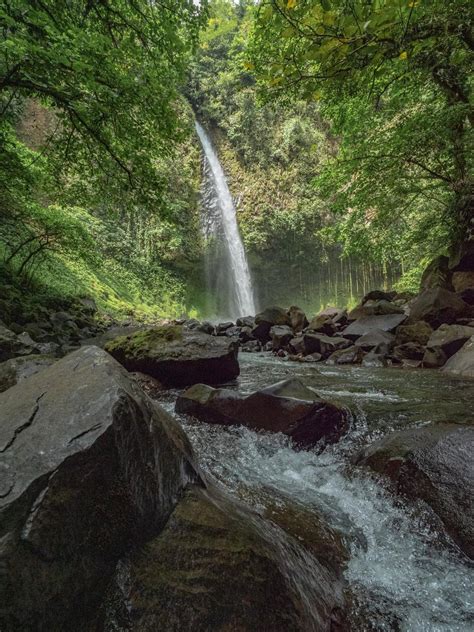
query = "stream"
xmin=159 ymin=353 xmax=474 ymax=631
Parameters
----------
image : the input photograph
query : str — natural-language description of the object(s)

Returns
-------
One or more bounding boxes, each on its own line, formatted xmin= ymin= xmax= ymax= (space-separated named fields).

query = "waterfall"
xmin=195 ymin=121 xmax=256 ymax=319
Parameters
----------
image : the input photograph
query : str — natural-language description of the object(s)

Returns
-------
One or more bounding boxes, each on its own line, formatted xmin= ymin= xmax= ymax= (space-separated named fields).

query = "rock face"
xmin=442 ymin=335 xmax=474 ymax=378
xmin=408 ymin=288 xmax=469 ymax=328
xmin=0 ymin=354 xmax=55 ymax=393
xmin=343 ymin=313 xmax=407 ymax=339
xmin=426 ymin=323 xmax=474 ymax=358
xmin=0 ymin=346 xmax=200 ymax=631
xmin=100 ymin=485 xmax=347 ymax=632
xmin=176 ymin=378 xmax=349 ymax=449
xmin=354 ymin=423 xmax=474 ymax=559
xmin=105 ymin=325 xmax=239 ymax=386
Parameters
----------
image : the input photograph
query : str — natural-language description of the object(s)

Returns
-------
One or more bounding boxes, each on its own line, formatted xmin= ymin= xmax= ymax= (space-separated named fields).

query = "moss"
xmin=105 ymin=325 xmax=183 ymax=357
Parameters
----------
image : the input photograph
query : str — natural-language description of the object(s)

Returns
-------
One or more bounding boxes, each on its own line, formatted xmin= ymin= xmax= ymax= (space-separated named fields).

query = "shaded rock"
xmin=236 ymin=316 xmax=255 ymax=328
xmin=459 ymin=287 xmax=474 ymax=305
xmin=241 ymin=340 xmax=261 ymax=353
xmin=238 ymin=326 xmax=254 ymax=343
xmin=216 ymin=321 xmax=234 ymax=335
xmin=408 ymin=288 xmax=469 ymax=328
xmin=361 ymin=290 xmax=396 ymax=304
xmin=130 ymin=371 xmax=165 ymax=399
xmin=442 ymin=335 xmax=474 ymax=378
xmin=176 ymin=378 xmax=349 ymax=449
xmin=288 ymin=335 xmax=305 ymax=355
xmin=225 ymin=325 xmax=241 ymax=338
xmin=393 ymin=342 xmax=425 ymax=361
xmin=395 ymin=321 xmax=433 ymax=346
xmin=307 ymin=314 xmax=336 ymax=336
xmin=318 ymin=306 xmax=348 ymax=325
xmin=270 ymin=325 xmax=293 ymax=351
xmin=355 ymin=329 xmax=395 ymax=351
xmin=252 ymin=306 xmax=290 ymax=343
xmin=353 ymin=423 xmax=474 ymax=558
xmin=420 ymin=255 xmax=453 ymax=290
xmin=300 ymin=352 xmax=323 ymax=363
xmin=327 ymin=345 xmax=364 ymax=365
xmin=303 ymin=333 xmax=351 ymax=358
xmin=427 ymin=323 xmax=474 ymax=358
xmin=348 ymin=300 xmax=404 ymax=320
xmin=452 ymin=271 xmax=474 ymax=293
xmin=423 ymin=346 xmax=447 ymax=368
xmin=196 ymin=321 xmax=215 ymax=335
xmin=287 ymin=305 xmax=308 ymax=331
xmin=343 ymin=313 xmax=407 ymax=339
xmin=0 ymin=346 xmax=200 ymax=631
xmin=0 ymin=324 xmax=37 ymax=361
xmin=100 ymin=485 xmax=347 ymax=632
xmin=105 ymin=325 xmax=239 ymax=387
xmin=0 ymin=354 xmax=56 ymax=393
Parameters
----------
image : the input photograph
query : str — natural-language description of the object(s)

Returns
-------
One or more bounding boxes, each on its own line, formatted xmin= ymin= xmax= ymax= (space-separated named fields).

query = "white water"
xmin=195 ymin=121 xmax=256 ymax=318
xmin=164 ymin=355 xmax=474 ymax=631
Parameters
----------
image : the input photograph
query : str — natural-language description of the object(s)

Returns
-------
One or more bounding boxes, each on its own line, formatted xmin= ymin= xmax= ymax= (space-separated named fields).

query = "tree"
xmin=249 ymin=0 xmax=473 ymax=258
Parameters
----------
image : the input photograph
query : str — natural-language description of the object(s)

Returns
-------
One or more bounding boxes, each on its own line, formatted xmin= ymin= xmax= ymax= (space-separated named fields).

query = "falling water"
xmin=195 ymin=121 xmax=256 ymax=319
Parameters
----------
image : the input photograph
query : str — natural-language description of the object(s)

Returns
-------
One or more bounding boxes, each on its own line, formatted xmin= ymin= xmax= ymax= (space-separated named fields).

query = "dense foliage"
xmin=0 ymin=0 xmax=207 ymax=318
xmin=249 ymin=0 xmax=473 ymax=268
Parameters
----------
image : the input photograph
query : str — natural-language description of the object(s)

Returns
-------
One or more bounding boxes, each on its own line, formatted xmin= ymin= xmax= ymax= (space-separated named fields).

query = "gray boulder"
xmin=408 ymin=288 xmax=469 ymax=328
xmin=343 ymin=313 xmax=407 ymax=339
xmin=442 ymin=335 xmax=474 ymax=378
xmin=354 ymin=423 xmax=474 ymax=558
xmin=105 ymin=325 xmax=239 ymax=386
xmin=0 ymin=346 xmax=201 ymax=631
xmin=327 ymin=345 xmax=364 ymax=365
xmin=354 ymin=329 xmax=395 ymax=351
xmin=270 ymin=325 xmax=294 ymax=350
xmin=176 ymin=378 xmax=349 ymax=449
xmin=287 ymin=305 xmax=308 ymax=331
xmin=426 ymin=323 xmax=474 ymax=358
xmin=0 ymin=354 xmax=56 ymax=393
xmin=303 ymin=333 xmax=351 ymax=357
xmin=252 ymin=307 xmax=290 ymax=342
xmin=0 ymin=324 xmax=37 ymax=361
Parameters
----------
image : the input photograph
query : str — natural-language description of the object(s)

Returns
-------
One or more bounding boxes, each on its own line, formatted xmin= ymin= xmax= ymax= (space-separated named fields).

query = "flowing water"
xmin=161 ymin=355 xmax=474 ymax=631
xmin=195 ymin=121 xmax=256 ymax=319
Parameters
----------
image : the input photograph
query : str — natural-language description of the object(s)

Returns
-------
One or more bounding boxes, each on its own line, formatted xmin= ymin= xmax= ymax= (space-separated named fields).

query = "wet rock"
xmin=0 ymin=323 xmax=37 ymax=361
xmin=407 ymin=288 xmax=469 ymax=328
xmin=100 ymin=485 xmax=347 ymax=632
xmin=241 ymin=340 xmax=261 ymax=353
xmin=270 ymin=325 xmax=293 ymax=351
xmin=288 ymin=335 xmax=305 ymax=355
xmin=442 ymin=335 xmax=474 ymax=378
xmin=0 ymin=346 xmax=201 ymax=631
xmin=348 ymin=300 xmax=404 ymax=320
xmin=300 ymin=352 xmax=323 ymax=363
xmin=287 ymin=305 xmax=308 ymax=331
xmin=343 ymin=313 xmax=407 ymax=339
xmin=105 ymin=325 xmax=239 ymax=387
xmin=361 ymin=351 xmax=387 ymax=368
xmin=361 ymin=290 xmax=396 ymax=304
xmin=252 ymin=306 xmax=290 ymax=343
xmin=420 ymin=255 xmax=453 ymax=290
xmin=236 ymin=316 xmax=255 ymax=328
xmin=176 ymin=378 xmax=349 ymax=450
xmin=426 ymin=323 xmax=474 ymax=358
xmin=303 ymin=333 xmax=351 ymax=358
xmin=327 ymin=345 xmax=364 ymax=365
xmin=0 ymin=354 xmax=56 ymax=393
xmin=354 ymin=329 xmax=395 ymax=351
xmin=353 ymin=423 xmax=474 ymax=558
xmin=307 ymin=314 xmax=337 ymax=336
xmin=395 ymin=321 xmax=433 ymax=346
xmin=422 ymin=346 xmax=448 ymax=368
xmin=393 ymin=342 xmax=426 ymax=361
xmin=196 ymin=320 xmax=215 ymax=335
xmin=216 ymin=321 xmax=234 ymax=335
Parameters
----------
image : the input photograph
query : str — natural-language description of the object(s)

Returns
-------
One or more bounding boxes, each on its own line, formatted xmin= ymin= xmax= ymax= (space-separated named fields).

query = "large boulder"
xmin=99 ymin=485 xmax=348 ymax=632
xmin=442 ymin=335 xmax=474 ymax=378
xmin=0 ymin=354 xmax=55 ymax=393
xmin=287 ymin=305 xmax=308 ymax=332
xmin=348 ymin=300 xmax=403 ymax=321
xmin=343 ymin=313 xmax=407 ymax=339
xmin=426 ymin=323 xmax=474 ymax=358
xmin=176 ymin=378 xmax=349 ymax=450
xmin=354 ymin=329 xmax=395 ymax=352
xmin=326 ymin=345 xmax=364 ymax=365
xmin=303 ymin=333 xmax=351 ymax=357
xmin=307 ymin=314 xmax=337 ymax=336
xmin=395 ymin=321 xmax=433 ymax=346
xmin=407 ymin=288 xmax=469 ymax=328
xmin=252 ymin=306 xmax=290 ymax=342
xmin=361 ymin=289 xmax=396 ymax=304
xmin=353 ymin=423 xmax=474 ymax=558
xmin=105 ymin=325 xmax=239 ymax=386
xmin=270 ymin=325 xmax=294 ymax=351
xmin=0 ymin=346 xmax=201 ymax=631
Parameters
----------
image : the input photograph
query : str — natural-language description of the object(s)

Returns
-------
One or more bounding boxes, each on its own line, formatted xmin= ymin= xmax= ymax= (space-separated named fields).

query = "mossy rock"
xmin=105 ymin=326 xmax=239 ymax=387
